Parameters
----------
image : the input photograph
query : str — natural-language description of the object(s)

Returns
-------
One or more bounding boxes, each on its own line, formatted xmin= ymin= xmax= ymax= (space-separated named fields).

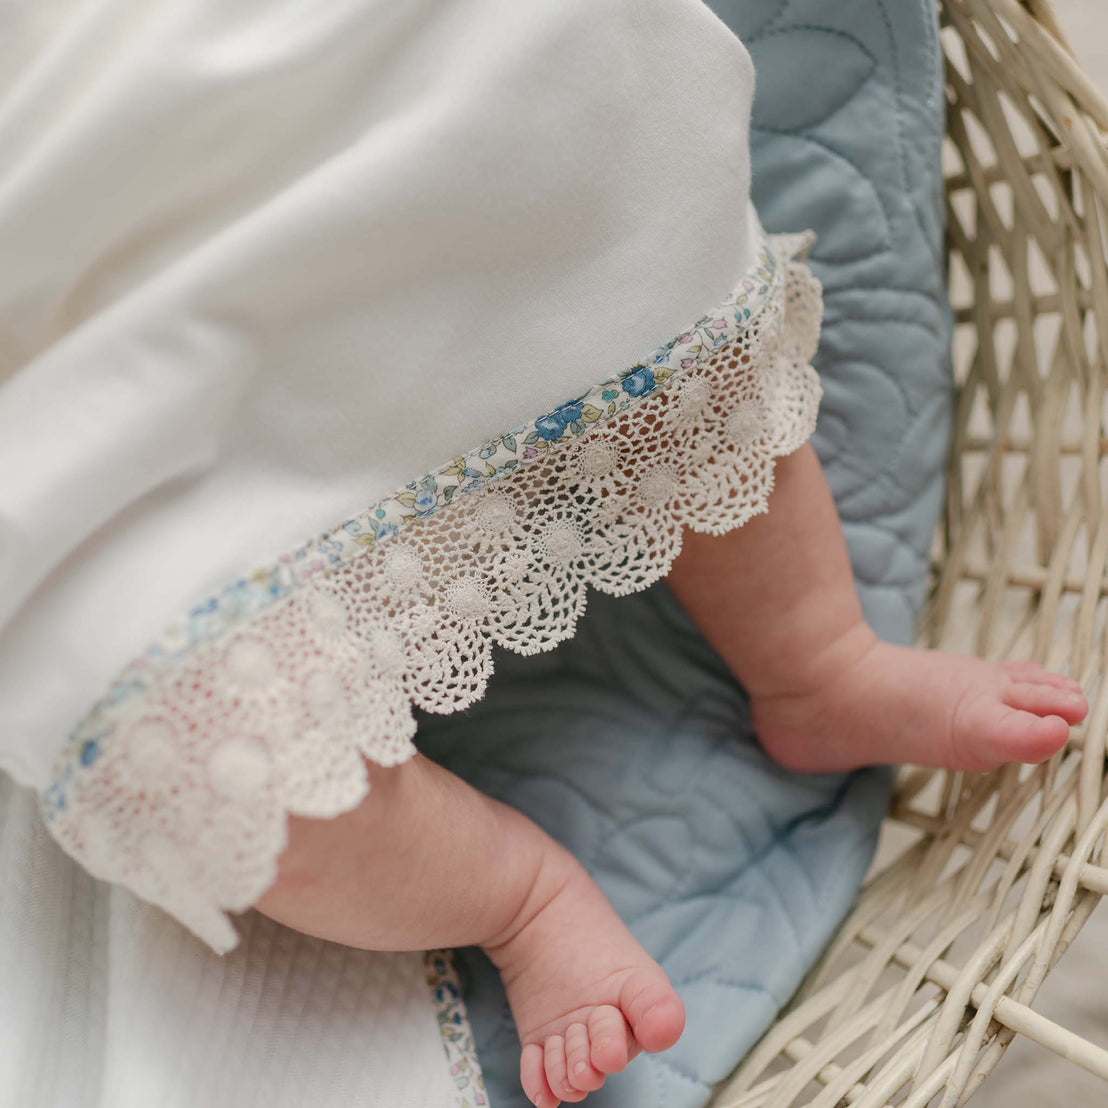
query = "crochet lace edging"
xmin=41 ymin=232 xmax=822 ymax=951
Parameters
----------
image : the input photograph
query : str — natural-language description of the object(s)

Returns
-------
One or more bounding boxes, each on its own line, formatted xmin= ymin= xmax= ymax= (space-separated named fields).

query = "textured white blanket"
xmin=0 ymin=771 xmax=476 ymax=1108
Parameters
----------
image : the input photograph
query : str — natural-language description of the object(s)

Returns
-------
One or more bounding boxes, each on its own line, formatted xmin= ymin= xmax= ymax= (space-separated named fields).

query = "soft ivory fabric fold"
xmin=0 ymin=0 xmax=758 ymax=788
xmin=42 ymin=233 xmax=823 ymax=952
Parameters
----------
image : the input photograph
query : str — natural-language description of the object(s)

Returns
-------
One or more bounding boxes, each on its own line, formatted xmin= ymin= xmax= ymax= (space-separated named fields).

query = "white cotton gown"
xmin=0 ymin=1 xmax=822 ymax=1104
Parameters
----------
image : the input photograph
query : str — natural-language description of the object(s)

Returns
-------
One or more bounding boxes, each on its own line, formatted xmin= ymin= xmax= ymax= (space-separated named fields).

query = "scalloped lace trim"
xmin=42 ymin=232 xmax=822 ymax=951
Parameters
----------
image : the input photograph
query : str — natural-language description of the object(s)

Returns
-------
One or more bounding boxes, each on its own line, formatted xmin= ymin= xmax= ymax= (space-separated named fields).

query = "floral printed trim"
xmin=425 ymin=950 xmax=489 ymax=1108
xmin=77 ymin=243 xmax=775 ymax=699
xmin=43 ymin=239 xmax=779 ymax=814
xmin=40 ymin=229 xmax=822 ymax=953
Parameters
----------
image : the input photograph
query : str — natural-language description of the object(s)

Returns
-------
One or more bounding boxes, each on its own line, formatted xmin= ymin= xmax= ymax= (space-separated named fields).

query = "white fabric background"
xmin=0 ymin=771 xmax=458 ymax=1108
xmin=0 ymin=0 xmax=757 ymax=788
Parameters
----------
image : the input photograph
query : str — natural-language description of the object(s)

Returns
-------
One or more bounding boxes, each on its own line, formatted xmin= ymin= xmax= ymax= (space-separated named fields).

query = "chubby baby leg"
xmin=256 ymin=755 xmax=684 ymax=1107
xmin=668 ymin=444 xmax=1088 ymax=772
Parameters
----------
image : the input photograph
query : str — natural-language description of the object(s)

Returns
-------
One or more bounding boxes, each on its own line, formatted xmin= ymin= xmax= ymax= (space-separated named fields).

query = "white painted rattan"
xmin=709 ymin=2 xmax=1108 ymax=1104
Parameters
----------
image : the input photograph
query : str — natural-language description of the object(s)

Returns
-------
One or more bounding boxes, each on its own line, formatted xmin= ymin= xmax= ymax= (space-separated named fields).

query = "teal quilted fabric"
xmin=417 ymin=2 xmax=951 ymax=1104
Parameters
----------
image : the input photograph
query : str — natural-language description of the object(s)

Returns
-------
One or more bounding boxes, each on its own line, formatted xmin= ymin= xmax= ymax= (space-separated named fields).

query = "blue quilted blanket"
xmin=417 ymin=2 xmax=951 ymax=1104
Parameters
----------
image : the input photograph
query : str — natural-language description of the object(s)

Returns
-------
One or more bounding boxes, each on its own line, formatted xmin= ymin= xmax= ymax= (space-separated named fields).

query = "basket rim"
xmin=983 ymin=0 xmax=1108 ymax=136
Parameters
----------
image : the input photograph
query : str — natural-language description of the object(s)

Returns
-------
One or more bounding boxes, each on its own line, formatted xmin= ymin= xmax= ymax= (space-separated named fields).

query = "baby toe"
xmin=620 ymin=969 xmax=686 ymax=1054
xmin=544 ymin=1035 xmax=586 ymax=1104
xmin=565 ymin=1022 xmax=605 ymax=1093
xmin=522 ymin=1042 xmax=559 ymax=1108
xmin=985 ymin=705 xmax=1071 ymax=765
xmin=1002 ymin=661 xmax=1084 ymax=692
xmin=1006 ymin=681 xmax=1088 ymax=724
xmin=587 ymin=1006 xmax=632 ymax=1074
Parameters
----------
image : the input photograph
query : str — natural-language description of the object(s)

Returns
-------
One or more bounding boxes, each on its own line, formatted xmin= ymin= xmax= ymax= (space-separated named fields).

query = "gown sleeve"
xmin=0 ymin=0 xmax=821 ymax=951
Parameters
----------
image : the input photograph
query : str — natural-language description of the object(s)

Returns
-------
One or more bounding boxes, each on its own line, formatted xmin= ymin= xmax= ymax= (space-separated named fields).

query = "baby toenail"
xmin=573 ymin=1062 xmax=587 ymax=1077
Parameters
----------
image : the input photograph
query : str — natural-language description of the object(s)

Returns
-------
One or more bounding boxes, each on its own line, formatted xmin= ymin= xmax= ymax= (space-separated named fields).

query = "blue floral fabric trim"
xmin=425 ymin=951 xmax=489 ymax=1108
xmin=42 ymin=237 xmax=780 ymax=822
xmin=37 ymin=228 xmax=822 ymax=958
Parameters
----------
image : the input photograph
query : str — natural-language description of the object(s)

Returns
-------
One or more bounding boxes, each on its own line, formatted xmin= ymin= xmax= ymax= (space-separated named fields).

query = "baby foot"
xmin=483 ymin=845 xmax=685 ymax=1107
xmin=751 ymin=630 xmax=1089 ymax=773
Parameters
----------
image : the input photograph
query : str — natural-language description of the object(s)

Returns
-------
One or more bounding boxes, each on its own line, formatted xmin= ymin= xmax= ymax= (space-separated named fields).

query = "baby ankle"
xmin=479 ymin=807 xmax=578 ymax=963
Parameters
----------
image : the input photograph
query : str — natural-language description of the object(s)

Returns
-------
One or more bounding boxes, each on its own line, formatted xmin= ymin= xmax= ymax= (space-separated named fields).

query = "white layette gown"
xmin=0 ymin=1 xmax=822 ymax=1104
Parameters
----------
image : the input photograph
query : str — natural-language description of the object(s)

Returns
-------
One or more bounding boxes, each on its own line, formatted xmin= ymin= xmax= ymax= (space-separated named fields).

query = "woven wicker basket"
xmin=706 ymin=2 xmax=1108 ymax=1105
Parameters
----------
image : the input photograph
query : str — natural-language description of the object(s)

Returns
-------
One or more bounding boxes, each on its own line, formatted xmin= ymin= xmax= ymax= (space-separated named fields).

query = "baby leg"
xmin=256 ymin=754 xmax=684 ymax=1106
xmin=667 ymin=444 xmax=1088 ymax=772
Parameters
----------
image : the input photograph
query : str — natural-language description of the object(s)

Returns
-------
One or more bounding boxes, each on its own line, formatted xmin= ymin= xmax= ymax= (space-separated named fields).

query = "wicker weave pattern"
xmin=709 ymin=2 xmax=1108 ymax=1104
